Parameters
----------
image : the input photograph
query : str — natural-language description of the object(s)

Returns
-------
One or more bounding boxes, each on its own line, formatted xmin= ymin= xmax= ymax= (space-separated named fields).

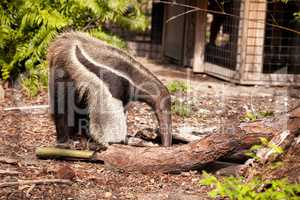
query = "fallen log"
xmin=37 ymin=133 xmax=238 ymax=173
xmin=36 ymin=129 xmax=274 ymax=173
xmin=95 ymin=131 xmax=274 ymax=173
xmin=36 ymin=111 xmax=300 ymax=173
xmin=100 ymin=133 xmax=238 ymax=173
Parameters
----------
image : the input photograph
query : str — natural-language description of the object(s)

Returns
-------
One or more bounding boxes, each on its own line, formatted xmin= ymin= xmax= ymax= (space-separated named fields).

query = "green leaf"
xmin=199 ymin=171 xmax=218 ymax=185
xmin=260 ymin=137 xmax=269 ymax=145
xmin=88 ymin=28 xmax=127 ymax=49
xmin=0 ymin=0 xmax=148 ymax=96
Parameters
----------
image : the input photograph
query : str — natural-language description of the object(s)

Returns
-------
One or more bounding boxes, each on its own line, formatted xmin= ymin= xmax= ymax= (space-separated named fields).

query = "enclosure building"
xmin=154 ymin=0 xmax=300 ymax=85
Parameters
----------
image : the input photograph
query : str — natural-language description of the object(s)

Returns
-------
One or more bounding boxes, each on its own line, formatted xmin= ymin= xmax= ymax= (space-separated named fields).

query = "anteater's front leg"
xmin=53 ymin=88 xmax=76 ymax=145
xmin=51 ymin=74 xmax=77 ymax=146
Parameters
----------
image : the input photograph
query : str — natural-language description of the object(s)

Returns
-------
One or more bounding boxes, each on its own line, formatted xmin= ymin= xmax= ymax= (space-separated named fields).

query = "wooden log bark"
xmin=35 ymin=122 xmax=276 ymax=173
xmin=35 ymin=128 xmax=273 ymax=173
xmin=96 ymin=115 xmax=297 ymax=173
xmin=96 ymin=133 xmax=239 ymax=173
xmin=36 ymin=111 xmax=300 ymax=173
xmin=96 ymin=131 xmax=274 ymax=173
xmin=97 ymin=120 xmax=275 ymax=172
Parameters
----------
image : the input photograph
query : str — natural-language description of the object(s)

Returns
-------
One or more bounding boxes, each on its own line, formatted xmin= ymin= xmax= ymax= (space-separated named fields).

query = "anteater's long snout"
xmin=156 ymin=94 xmax=172 ymax=147
xmin=162 ymin=129 xmax=172 ymax=147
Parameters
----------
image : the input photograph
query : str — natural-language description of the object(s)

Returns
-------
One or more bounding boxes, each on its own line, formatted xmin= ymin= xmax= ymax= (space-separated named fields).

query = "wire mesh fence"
xmin=263 ymin=0 xmax=300 ymax=74
xmin=105 ymin=0 xmax=300 ymax=84
xmin=205 ymin=0 xmax=242 ymax=71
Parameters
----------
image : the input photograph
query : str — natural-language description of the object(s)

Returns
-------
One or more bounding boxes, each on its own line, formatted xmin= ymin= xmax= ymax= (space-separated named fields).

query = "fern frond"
xmin=39 ymin=10 xmax=69 ymax=28
xmin=88 ymin=28 xmax=127 ymax=49
xmin=0 ymin=25 xmax=14 ymax=48
xmin=1 ymin=63 xmax=11 ymax=80
xmin=9 ymin=42 xmax=32 ymax=71
xmin=107 ymin=0 xmax=131 ymax=15
xmin=24 ymin=27 xmax=57 ymax=69
xmin=73 ymin=0 xmax=103 ymax=15
xmin=19 ymin=12 xmax=41 ymax=31
xmin=0 ymin=8 xmax=14 ymax=26
xmin=0 ymin=0 xmax=148 ymax=95
xmin=34 ymin=28 xmax=58 ymax=58
xmin=115 ymin=14 xmax=149 ymax=32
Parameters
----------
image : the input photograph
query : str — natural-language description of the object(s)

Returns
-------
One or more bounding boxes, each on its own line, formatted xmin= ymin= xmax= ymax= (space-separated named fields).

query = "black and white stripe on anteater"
xmin=47 ymin=32 xmax=172 ymax=147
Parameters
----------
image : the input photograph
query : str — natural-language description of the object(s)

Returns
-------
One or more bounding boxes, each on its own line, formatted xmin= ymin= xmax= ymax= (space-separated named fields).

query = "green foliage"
xmin=245 ymin=137 xmax=283 ymax=160
xmin=171 ymin=100 xmax=192 ymax=117
xmin=241 ymin=111 xmax=258 ymax=122
xmin=0 ymin=0 xmax=148 ymax=95
xmin=21 ymin=62 xmax=48 ymax=97
xmin=275 ymin=0 xmax=300 ymax=22
xmin=240 ymin=110 xmax=274 ymax=122
xmin=200 ymin=171 xmax=300 ymax=200
xmin=294 ymin=12 xmax=300 ymax=22
xmin=89 ymin=28 xmax=127 ymax=49
xmin=276 ymin=0 xmax=289 ymax=3
xmin=166 ymin=80 xmax=189 ymax=94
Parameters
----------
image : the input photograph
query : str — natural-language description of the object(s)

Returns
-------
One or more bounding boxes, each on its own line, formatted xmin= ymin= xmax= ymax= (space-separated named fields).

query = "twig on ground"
xmin=171 ymin=132 xmax=205 ymax=142
xmin=0 ymin=179 xmax=72 ymax=188
xmin=136 ymin=128 xmax=206 ymax=143
xmin=3 ymin=105 xmax=49 ymax=111
xmin=26 ymin=184 xmax=36 ymax=198
xmin=0 ymin=170 xmax=21 ymax=175
xmin=0 ymin=157 xmax=18 ymax=165
xmin=127 ymin=137 xmax=159 ymax=147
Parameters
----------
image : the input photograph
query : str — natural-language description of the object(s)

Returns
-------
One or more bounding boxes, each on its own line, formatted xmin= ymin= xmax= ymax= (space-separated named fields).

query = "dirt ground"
xmin=1 ymin=58 xmax=300 ymax=199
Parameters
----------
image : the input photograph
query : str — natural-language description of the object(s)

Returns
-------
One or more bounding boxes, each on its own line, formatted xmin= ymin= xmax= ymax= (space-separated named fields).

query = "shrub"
xmin=245 ymin=137 xmax=283 ymax=160
xmin=166 ymin=80 xmax=189 ymax=93
xmin=240 ymin=110 xmax=274 ymax=122
xmin=200 ymin=136 xmax=297 ymax=200
xmin=200 ymin=172 xmax=300 ymax=200
xmin=0 ymin=0 xmax=148 ymax=95
xmin=20 ymin=62 xmax=48 ymax=97
xmin=171 ymin=100 xmax=192 ymax=117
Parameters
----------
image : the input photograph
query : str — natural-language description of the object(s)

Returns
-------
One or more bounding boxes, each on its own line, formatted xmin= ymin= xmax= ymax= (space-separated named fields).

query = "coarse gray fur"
xmin=47 ymin=31 xmax=172 ymax=147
